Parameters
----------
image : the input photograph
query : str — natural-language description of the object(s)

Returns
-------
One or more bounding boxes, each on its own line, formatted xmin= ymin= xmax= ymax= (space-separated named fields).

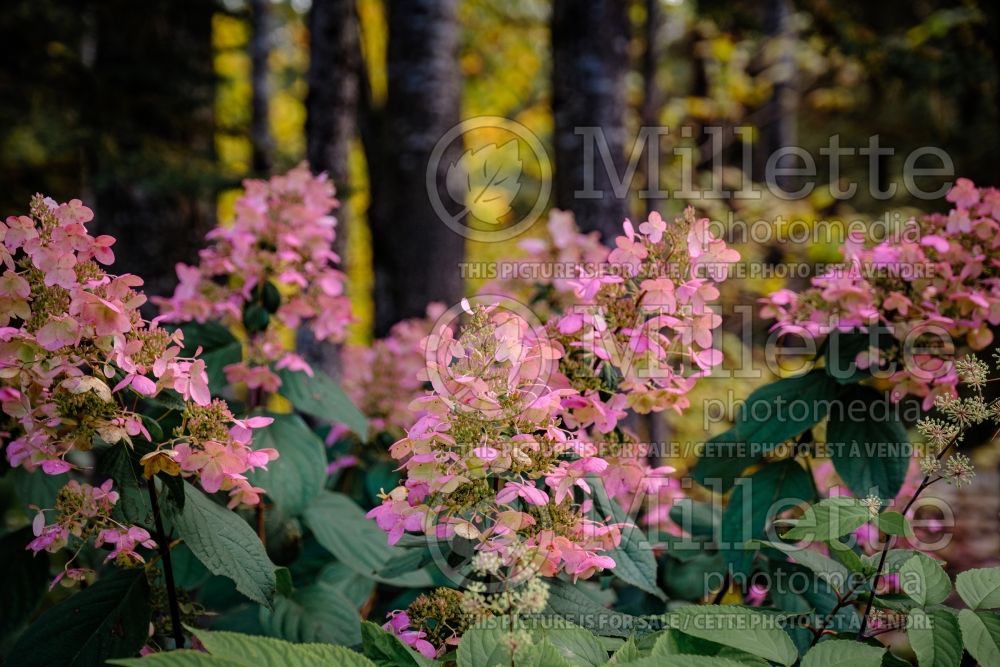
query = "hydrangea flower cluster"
xmin=29 ymin=479 xmax=154 ymax=583
xmin=482 ymin=209 xmax=610 ymax=318
xmin=761 ymin=178 xmax=1000 ymax=408
xmin=368 ymin=211 xmax=740 ymax=584
xmin=0 ymin=196 xmax=217 ymax=475
xmin=552 ymin=207 xmax=740 ymax=422
xmin=340 ymin=303 xmax=444 ymax=435
xmin=155 ymin=164 xmax=352 ymax=393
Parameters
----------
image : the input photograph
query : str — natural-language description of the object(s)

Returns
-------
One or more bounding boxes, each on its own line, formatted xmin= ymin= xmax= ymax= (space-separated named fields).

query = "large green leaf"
xmin=110 ymin=628 xmax=376 ymax=667
xmin=752 ymin=540 xmax=850 ymax=594
xmin=247 ymin=413 xmax=326 ymax=516
xmin=544 ymin=578 xmax=652 ymax=638
xmin=516 ymin=640 xmax=574 ymax=667
xmin=899 ymin=552 xmax=951 ymax=607
xmin=7 ymin=568 xmax=151 ymax=667
xmin=167 ymin=481 xmax=276 ymax=608
xmin=800 ymin=639 xmax=885 ymax=667
xmin=826 ymin=385 xmax=909 ymax=501
xmin=259 ymin=582 xmax=361 ymax=645
xmin=456 ymin=620 xmax=512 ymax=667
xmin=277 ymin=368 xmax=368 ymax=437
xmin=177 ymin=321 xmax=242 ymax=394
xmin=302 ymin=491 xmax=434 ymax=587
xmin=12 ymin=466 xmax=67 ymax=512
xmin=908 ymin=608 xmax=963 ymax=667
xmin=663 ymin=605 xmax=798 ymax=666
xmin=590 ymin=477 xmax=666 ymax=600
xmin=956 ymin=567 xmax=1000 ymax=610
xmin=0 ymin=525 xmax=50 ymax=640
xmin=736 ymin=370 xmax=840 ymax=451
xmin=824 ymin=327 xmax=894 ymax=384
xmin=691 ymin=428 xmax=760 ymax=492
xmin=958 ymin=609 xmax=1000 ymax=666
xmin=522 ymin=618 xmax=608 ymax=667
xmin=722 ymin=459 xmax=815 ymax=577
xmin=782 ymin=497 xmax=870 ymax=542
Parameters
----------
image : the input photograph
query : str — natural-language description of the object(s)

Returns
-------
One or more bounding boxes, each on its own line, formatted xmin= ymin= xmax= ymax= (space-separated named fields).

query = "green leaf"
xmin=376 ymin=546 xmax=433 ymax=580
xmin=277 ymin=368 xmax=368 ymax=437
xmin=259 ymin=582 xmax=361 ymax=645
xmin=874 ymin=511 xmax=913 ymax=537
xmin=456 ymin=620 xmax=512 ymax=667
xmin=606 ymin=636 xmax=642 ymax=664
xmin=0 ymin=526 xmax=49 ymax=640
xmin=167 ymin=481 xmax=276 ymax=608
xmin=736 ymin=369 xmax=839 ymax=451
xmin=618 ymin=657 xmax=745 ymax=667
xmin=7 ymin=568 xmax=151 ymax=667
xmin=303 ymin=491 xmax=434 ymax=587
xmin=958 ymin=609 xmax=1000 ymax=667
xmin=800 ymin=639 xmax=885 ymax=667
xmin=316 ymin=562 xmax=376 ymax=608
xmin=669 ymin=499 xmax=720 ymax=538
xmin=522 ymin=618 xmax=607 ymax=667
xmin=752 ymin=540 xmax=851 ymax=593
xmin=192 ymin=628 xmax=377 ymax=667
xmin=247 ymin=413 xmax=326 ymax=516
xmin=899 ymin=552 xmax=951 ymax=607
xmin=98 ymin=443 xmax=153 ymax=526
xmin=722 ymin=459 xmax=815 ymax=577
xmin=274 ymin=567 xmax=294 ymax=597
xmin=691 ymin=428 xmax=760 ymax=492
xmin=516 ymin=639 xmax=574 ymax=667
xmin=782 ymin=497 xmax=870 ymax=542
xmin=177 ymin=321 xmax=242 ymax=394
xmin=362 ymin=620 xmax=437 ymax=667
xmin=664 ymin=605 xmax=799 ymax=666
xmin=590 ymin=477 xmax=666 ymax=600
xmin=12 ymin=466 xmax=67 ymax=511
xmin=908 ymin=608 xmax=963 ymax=667
xmin=826 ymin=385 xmax=909 ymax=501
xmin=956 ymin=567 xmax=1000 ymax=610
xmin=544 ymin=578 xmax=652 ymax=638
xmin=109 ymin=651 xmax=245 ymax=666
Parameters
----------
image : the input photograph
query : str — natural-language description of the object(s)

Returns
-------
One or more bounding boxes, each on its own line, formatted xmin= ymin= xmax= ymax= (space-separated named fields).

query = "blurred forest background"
xmin=4 ymin=0 xmax=1000 ymax=341
xmin=2 ymin=0 xmax=999 ymax=579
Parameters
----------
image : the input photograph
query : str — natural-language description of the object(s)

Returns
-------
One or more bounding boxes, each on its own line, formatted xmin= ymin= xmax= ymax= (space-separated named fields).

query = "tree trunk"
xmin=366 ymin=0 xmax=465 ymax=337
xmin=250 ymin=0 xmax=273 ymax=175
xmin=757 ymin=0 xmax=797 ymax=189
xmin=88 ymin=0 xmax=216 ymax=298
xmin=551 ymin=0 xmax=629 ymax=244
xmin=306 ymin=0 xmax=359 ymax=195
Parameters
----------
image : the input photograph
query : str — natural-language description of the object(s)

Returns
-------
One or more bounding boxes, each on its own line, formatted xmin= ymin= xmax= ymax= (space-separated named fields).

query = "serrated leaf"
xmin=874 ymin=511 xmax=913 ymax=537
xmin=606 ymin=636 xmax=642 ymax=664
xmin=899 ymin=552 xmax=951 ymax=607
xmin=445 ymin=140 xmax=522 ymax=225
xmin=590 ymin=477 xmax=666 ymax=599
xmin=544 ymin=578 xmax=654 ymax=638
xmin=192 ymin=628 xmax=376 ymax=667
xmin=736 ymin=369 xmax=839 ymax=451
xmin=259 ymin=582 xmax=361 ymax=645
xmin=247 ymin=413 xmax=326 ymax=516
xmin=8 ymin=568 xmax=151 ymax=667
xmin=800 ymin=639 xmax=885 ymax=667
xmin=303 ymin=491 xmax=433 ymax=587
xmin=956 ymin=567 xmax=1000 ymax=610
xmin=782 ymin=497 xmax=870 ymax=542
xmin=167 ymin=481 xmax=276 ymax=608
xmin=958 ymin=609 xmax=1000 ymax=666
xmin=826 ymin=385 xmax=909 ymax=501
xmin=109 ymin=651 xmax=245 ymax=666
xmin=691 ymin=428 xmax=760 ymax=492
xmin=664 ymin=605 xmax=799 ymax=666
xmin=277 ymin=368 xmax=369 ymax=437
xmin=722 ymin=459 xmax=815 ymax=577
xmin=908 ymin=608 xmax=962 ymax=667
xmin=752 ymin=540 xmax=851 ymax=593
